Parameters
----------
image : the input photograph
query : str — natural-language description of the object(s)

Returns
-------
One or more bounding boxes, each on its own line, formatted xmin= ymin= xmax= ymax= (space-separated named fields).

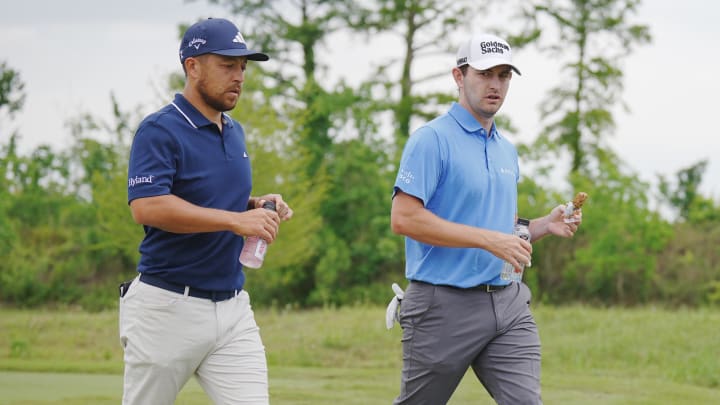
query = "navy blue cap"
xmin=179 ymin=18 xmax=269 ymax=63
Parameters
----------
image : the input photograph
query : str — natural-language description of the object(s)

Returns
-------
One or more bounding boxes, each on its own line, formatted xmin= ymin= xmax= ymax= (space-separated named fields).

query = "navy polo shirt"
xmin=393 ymin=102 xmax=519 ymax=287
xmin=127 ymin=93 xmax=252 ymax=291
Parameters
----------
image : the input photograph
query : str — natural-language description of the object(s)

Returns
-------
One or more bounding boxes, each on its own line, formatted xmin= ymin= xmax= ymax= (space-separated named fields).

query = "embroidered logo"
xmin=243 ymin=151 xmax=249 ymax=158
xmin=398 ymin=169 xmax=415 ymax=184
xmin=189 ymin=37 xmax=207 ymax=50
xmin=499 ymin=167 xmax=516 ymax=177
xmin=480 ymin=41 xmax=510 ymax=55
xmin=233 ymin=32 xmax=246 ymax=44
xmin=128 ymin=175 xmax=155 ymax=188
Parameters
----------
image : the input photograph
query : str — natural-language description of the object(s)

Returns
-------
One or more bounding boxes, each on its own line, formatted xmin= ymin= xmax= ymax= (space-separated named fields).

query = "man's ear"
xmin=184 ymin=57 xmax=202 ymax=79
xmin=451 ymin=67 xmax=464 ymax=89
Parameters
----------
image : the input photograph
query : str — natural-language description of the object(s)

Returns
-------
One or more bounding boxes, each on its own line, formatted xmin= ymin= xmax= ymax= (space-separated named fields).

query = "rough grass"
xmin=0 ymin=305 xmax=718 ymax=404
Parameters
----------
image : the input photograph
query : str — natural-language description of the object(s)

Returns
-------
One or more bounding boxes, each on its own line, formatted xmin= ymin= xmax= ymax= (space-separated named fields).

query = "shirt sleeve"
xmin=392 ymin=126 xmax=444 ymax=206
xmin=127 ymin=121 xmax=177 ymax=204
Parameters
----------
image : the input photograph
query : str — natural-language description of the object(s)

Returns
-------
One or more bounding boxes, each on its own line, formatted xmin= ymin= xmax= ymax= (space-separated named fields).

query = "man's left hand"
xmin=546 ymin=205 xmax=580 ymax=238
xmin=255 ymin=194 xmax=294 ymax=221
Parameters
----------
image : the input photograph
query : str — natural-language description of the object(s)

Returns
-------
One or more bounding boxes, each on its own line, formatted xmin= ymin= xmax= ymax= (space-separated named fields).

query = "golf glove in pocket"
xmin=385 ymin=283 xmax=405 ymax=330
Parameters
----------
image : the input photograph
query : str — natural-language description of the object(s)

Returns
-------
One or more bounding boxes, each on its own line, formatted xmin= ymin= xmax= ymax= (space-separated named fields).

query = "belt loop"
xmin=183 ymin=286 xmax=190 ymax=297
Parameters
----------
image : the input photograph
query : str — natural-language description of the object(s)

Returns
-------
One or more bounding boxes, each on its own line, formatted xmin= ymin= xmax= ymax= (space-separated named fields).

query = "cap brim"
xmin=467 ymin=58 xmax=521 ymax=76
xmin=211 ymin=49 xmax=269 ymax=61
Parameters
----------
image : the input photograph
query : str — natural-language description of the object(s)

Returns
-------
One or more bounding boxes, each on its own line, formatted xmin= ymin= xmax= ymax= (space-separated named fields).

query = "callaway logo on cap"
xmin=179 ymin=18 xmax=269 ymax=63
xmin=456 ymin=33 xmax=521 ymax=75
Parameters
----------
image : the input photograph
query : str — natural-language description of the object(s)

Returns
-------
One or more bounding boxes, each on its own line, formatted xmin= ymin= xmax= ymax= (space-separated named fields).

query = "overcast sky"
xmin=1 ymin=0 xmax=719 ymax=199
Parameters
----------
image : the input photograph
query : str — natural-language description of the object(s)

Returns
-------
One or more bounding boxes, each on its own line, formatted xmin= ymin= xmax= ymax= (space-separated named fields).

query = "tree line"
xmin=1 ymin=0 xmax=719 ymax=310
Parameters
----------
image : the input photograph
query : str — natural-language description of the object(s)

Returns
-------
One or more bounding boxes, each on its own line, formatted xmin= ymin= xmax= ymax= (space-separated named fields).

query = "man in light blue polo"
xmin=390 ymin=33 xmax=582 ymax=404
xmin=120 ymin=18 xmax=293 ymax=404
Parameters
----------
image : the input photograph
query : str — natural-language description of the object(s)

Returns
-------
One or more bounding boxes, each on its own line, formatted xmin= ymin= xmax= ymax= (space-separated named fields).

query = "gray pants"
xmin=394 ymin=281 xmax=541 ymax=405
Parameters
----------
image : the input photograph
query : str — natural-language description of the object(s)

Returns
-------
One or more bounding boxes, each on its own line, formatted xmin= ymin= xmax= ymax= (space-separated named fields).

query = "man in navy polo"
xmin=120 ymin=18 xmax=293 ymax=405
xmin=390 ymin=33 xmax=581 ymax=404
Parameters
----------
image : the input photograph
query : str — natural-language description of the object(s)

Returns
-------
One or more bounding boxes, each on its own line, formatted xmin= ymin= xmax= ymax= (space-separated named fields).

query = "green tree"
xmin=200 ymin=0 xmax=363 ymax=177
xmin=0 ymin=135 xmax=21 ymax=258
xmin=656 ymin=220 xmax=720 ymax=306
xmin=686 ymin=196 xmax=720 ymax=225
xmin=0 ymin=61 xmax=25 ymax=118
xmin=0 ymin=90 xmax=143 ymax=309
xmin=348 ymin=0 xmax=486 ymax=148
xmin=0 ymin=61 xmax=25 ymax=259
xmin=519 ymin=0 xmax=651 ymax=175
xmin=66 ymin=94 xmax=143 ymax=268
xmin=505 ymin=1 xmax=664 ymax=304
xmin=224 ymin=70 xmax=325 ymax=304
xmin=0 ymin=140 xmax=87 ymax=306
xmin=655 ymin=161 xmax=720 ymax=305
xmin=519 ymin=160 xmax=673 ymax=305
xmin=658 ymin=159 xmax=710 ymax=222
xmin=194 ymin=1 xmax=405 ymax=305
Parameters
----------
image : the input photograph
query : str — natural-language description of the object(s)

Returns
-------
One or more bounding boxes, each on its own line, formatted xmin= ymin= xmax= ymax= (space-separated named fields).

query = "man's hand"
xmin=489 ymin=231 xmax=533 ymax=271
xmin=251 ymin=193 xmax=294 ymax=221
xmin=546 ymin=205 xmax=581 ymax=238
xmin=231 ymin=207 xmax=280 ymax=243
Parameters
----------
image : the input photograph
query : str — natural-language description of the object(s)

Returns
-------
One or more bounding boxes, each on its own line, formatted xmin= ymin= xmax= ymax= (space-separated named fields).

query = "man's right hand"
xmin=392 ymin=191 xmax=533 ymax=268
xmin=490 ymin=231 xmax=532 ymax=271
xmin=130 ymin=194 xmax=280 ymax=240
xmin=231 ymin=207 xmax=280 ymax=242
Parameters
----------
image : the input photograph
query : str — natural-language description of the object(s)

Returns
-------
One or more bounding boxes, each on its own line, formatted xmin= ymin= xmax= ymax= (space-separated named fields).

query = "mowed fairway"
xmin=1 ymin=305 xmax=719 ymax=404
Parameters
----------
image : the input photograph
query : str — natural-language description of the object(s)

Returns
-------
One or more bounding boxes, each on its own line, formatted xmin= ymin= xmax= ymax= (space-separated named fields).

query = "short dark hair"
xmin=459 ymin=65 xmax=469 ymax=76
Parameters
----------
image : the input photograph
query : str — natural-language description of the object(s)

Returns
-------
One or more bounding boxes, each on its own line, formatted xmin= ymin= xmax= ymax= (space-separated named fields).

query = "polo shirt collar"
xmin=170 ymin=93 xmax=234 ymax=130
xmin=448 ymin=102 xmax=497 ymax=138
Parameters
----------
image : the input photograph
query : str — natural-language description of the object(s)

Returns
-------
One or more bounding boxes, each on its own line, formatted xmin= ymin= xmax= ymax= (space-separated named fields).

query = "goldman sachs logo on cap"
xmin=480 ymin=41 xmax=510 ymax=55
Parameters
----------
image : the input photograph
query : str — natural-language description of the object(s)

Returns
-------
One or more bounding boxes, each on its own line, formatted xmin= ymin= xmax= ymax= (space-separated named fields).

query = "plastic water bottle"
xmin=239 ymin=201 xmax=276 ymax=269
xmin=500 ymin=218 xmax=531 ymax=282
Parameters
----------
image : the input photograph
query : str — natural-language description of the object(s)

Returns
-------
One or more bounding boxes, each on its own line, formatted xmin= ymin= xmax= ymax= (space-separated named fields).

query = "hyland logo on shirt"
xmin=189 ymin=37 xmax=207 ymax=50
xmin=128 ymin=175 xmax=155 ymax=188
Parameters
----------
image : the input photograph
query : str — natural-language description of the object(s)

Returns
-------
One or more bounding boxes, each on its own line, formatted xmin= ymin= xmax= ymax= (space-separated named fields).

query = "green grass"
xmin=1 ymin=305 xmax=719 ymax=404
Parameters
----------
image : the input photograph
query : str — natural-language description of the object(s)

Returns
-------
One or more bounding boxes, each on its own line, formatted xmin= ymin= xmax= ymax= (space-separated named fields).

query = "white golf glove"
xmin=385 ymin=283 xmax=405 ymax=330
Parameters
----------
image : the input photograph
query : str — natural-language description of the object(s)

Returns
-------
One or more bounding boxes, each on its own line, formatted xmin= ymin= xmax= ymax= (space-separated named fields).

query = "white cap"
xmin=456 ymin=33 xmax=521 ymax=75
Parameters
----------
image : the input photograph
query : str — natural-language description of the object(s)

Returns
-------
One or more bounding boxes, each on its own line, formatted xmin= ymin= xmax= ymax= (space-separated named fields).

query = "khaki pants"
xmin=119 ymin=277 xmax=268 ymax=405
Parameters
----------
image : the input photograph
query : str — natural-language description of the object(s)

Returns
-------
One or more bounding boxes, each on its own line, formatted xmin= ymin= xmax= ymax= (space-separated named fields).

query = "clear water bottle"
xmin=239 ymin=201 xmax=276 ymax=269
xmin=500 ymin=218 xmax=531 ymax=283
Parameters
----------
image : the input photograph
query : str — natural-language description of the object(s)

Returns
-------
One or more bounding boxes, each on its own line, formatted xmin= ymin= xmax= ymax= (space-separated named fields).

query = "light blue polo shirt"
xmin=393 ymin=102 xmax=519 ymax=287
xmin=127 ymin=93 xmax=252 ymax=291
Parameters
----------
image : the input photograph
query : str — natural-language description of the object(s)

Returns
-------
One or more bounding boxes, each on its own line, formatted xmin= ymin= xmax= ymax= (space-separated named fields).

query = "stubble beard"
xmin=471 ymin=100 xmax=501 ymax=122
xmin=462 ymin=90 xmax=502 ymax=123
xmin=478 ymin=93 xmax=504 ymax=117
xmin=198 ymin=78 xmax=239 ymax=113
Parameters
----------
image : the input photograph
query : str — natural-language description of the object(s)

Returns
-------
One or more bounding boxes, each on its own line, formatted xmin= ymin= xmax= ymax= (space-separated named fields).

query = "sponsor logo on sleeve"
xmin=128 ymin=175 xmax=155 ymax=188
xmin=398 ymin=169 xmax=415 ymax=184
